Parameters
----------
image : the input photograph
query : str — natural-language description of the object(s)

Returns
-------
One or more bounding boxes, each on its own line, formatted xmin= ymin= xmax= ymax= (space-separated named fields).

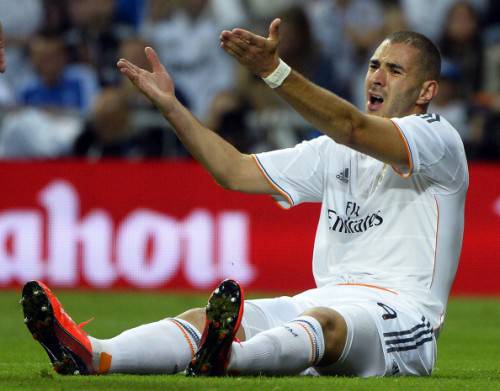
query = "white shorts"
xmin=241 ymin=284 xmax=436 ymax=377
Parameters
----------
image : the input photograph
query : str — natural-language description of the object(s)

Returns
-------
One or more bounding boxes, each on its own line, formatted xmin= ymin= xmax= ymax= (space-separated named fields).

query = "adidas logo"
xmin=336 ymin=168 xmax=349 ymax=184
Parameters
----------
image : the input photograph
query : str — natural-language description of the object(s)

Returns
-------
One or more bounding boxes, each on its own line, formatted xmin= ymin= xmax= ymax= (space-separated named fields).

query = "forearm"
xmin=159 ymin=98 xmax=245 ymax=189
xmin=220 ymin=21 xmax=407 ymax=166
xmin=117 ymin=48 xmax=273 ymax=194
xmin=275 ymin=70 xmax=362 ymax=146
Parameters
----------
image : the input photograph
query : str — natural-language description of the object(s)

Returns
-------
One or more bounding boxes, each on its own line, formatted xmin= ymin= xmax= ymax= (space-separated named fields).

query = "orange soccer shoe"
xmin=21 ymin=280 xmax=95 ymax=375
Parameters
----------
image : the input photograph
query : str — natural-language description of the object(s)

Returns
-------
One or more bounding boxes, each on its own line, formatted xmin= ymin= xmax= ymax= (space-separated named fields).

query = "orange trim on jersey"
xmin=98 ymin=352 xmax=112 ymax=374
xmin=430 ymin=196 xmax=440 ymax=289
xmin=171 ymin=320 xmax=196 ymax=358
xmin=251 ymin=154 xmax=293 ymax=209
xmin=389 ymin=119 xmax=413 ymax=178
xmin=336 ymin=283 xmax=399 ymax=295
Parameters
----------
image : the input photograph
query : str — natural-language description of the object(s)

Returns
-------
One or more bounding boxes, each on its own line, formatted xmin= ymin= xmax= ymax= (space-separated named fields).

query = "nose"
xmin=370 ymin=68 xmax=386 ymax=87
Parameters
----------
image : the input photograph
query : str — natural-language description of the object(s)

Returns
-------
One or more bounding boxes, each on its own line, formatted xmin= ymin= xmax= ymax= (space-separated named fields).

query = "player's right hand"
xmin=117 ymin=47 xmax=176 ymax=112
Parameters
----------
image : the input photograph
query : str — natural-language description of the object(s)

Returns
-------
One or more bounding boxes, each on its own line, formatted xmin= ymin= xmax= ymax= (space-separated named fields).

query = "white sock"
xmin=228 ymin=316 xmax=325 ymax=375
xmin=89 ymin=318 xmax=200 ymax=374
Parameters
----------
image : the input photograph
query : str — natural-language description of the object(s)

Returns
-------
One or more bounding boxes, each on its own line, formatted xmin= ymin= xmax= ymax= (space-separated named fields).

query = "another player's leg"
xmin=21 ymin=280 xmax=203 ymax=375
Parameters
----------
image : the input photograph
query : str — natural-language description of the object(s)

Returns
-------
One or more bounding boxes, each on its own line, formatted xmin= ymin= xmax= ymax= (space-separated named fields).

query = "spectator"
xmin=113 ymin=0 xmax=147 ymax=30
xmin=0 ymin=0 xmax=44 ymax=92
xmin=65 ymin=0 xmax=133 ymax=86
xmin=0 ymin=108 xmax=82 ymax=158
xmin=210 ymin=0 xmax=247 ymax=27
xmin=279 ymin=6 xmax=337 ymax=94
xmin=0 ymin=20 xmax=13 ymax=105
xmin=0 ymin=0 xmax=43 ymax=44
xmin=40 ymin=0 xmax=71 ymax=36
xmin=17 ymin=34 xmax=99 ymax=115
xmin=205 ymin=90 xmax=256 ymax=152
xmin=482 ymin=20 xmax=500 ymax=97
xmin=240 ymin=0 xmax=301 ymax=24
xmin=231 ymin=68 xmax=314 ymax=150
xmin=141 ymin=0 xmax=236 ymax=119
xmin=483 ymin=0 xmax=500 ymax=27
xmin=474 ymin=36 xmax=500 ymax=159
xmin=381 ymin=1 xmax=408 ymax=37
xmin=305 ymin=0 xmax=386 ymax=107
xmin=72 ymin=87 xmax=173 ymax=158
xmin=0 ymin=19 xmax=5 ymax=73
xmin=430 ymin=61 xmax=482 ymax=155
xmin=440 ymin=1 xmax=484 ymax=99
xmin=400 ymin=0 xmax=487 ymax=42
xmin=275 ymin=5 xmax=342 ymax=141
xmin=400 ymin=0 xmax=455 ymax=41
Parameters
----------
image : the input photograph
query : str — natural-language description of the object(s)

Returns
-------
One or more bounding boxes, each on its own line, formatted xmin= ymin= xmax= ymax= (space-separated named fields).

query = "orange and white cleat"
xmin=21 ymin=281 xmax=95 ymax=375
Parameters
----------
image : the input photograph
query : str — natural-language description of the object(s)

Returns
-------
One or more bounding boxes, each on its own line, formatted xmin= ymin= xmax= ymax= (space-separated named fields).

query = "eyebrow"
xmin=369 ymin=59 xmax=406 ymax=73
xmin=387 ymin=62 xmax=406 ymax=73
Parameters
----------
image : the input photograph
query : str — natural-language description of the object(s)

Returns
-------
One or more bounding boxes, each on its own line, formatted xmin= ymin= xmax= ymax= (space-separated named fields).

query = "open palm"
xmin=117 ymin=47 xmax=175 ymax=107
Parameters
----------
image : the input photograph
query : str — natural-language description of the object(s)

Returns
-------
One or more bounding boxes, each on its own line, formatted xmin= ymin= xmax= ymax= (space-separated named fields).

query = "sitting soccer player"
xmin=22 ymin=19 xmax=468 ymax=377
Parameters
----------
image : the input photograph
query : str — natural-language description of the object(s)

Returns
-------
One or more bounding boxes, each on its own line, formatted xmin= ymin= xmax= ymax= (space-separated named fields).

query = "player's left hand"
xmin=117 ymin=47 xmax=176 ymax=112
xmin=0 ymin=22 xmax=6 ymax=73
xmin=220 ymin=18 xmax=281 ymax=78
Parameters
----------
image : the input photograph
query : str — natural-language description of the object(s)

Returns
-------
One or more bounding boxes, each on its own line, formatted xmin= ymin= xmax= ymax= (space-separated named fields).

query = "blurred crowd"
xmin=0 ymin=0 xmax=499 ymax=160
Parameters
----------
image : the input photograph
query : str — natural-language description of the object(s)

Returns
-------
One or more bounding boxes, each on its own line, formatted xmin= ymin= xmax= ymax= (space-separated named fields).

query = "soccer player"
xmin=22 ymin=19 xmax=467 ymax=377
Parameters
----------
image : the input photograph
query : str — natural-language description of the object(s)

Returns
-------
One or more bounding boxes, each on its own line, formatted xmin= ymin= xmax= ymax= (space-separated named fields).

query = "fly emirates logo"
xmin=0 ymin=181 xmax=255 ymax=288
xmin=327 ymin=201 xmax=384 ymax=234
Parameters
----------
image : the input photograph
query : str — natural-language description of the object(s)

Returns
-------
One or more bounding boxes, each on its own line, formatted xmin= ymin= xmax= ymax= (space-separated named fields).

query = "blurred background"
xmin=0 ymin=0 xmax=499 ymax=159
xmin=0 ymin=0 xmax=498 ymax=295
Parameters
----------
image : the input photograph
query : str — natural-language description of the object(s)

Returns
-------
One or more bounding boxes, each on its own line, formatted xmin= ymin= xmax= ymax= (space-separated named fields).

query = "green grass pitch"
xmin=1 ymin=289 xmax=499 ymax=390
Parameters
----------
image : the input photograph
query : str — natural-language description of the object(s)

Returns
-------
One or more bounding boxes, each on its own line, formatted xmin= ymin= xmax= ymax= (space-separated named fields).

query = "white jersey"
xmin=254 ymin=113 xmax=468 ymax=328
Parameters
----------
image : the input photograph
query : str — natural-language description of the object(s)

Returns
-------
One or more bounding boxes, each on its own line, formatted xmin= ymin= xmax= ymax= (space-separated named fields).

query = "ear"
xmin=416 ymin=80 xmax=439 ymax=106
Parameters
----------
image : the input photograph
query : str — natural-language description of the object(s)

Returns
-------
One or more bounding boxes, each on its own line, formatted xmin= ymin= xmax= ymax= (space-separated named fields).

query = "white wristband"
xmin=262 ymin=59 xmax=291 ymax=89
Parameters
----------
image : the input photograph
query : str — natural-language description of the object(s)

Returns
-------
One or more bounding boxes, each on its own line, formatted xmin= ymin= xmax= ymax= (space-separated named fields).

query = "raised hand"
xmin=117 ymin=47 xmax=175 ymax=110
xmin=220 ymin=18 xmax=281 ymax=77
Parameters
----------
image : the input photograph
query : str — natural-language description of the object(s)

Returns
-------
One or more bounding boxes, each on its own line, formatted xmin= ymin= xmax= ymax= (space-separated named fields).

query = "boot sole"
xmin=186 ymin=279 xmax=244 ymax=376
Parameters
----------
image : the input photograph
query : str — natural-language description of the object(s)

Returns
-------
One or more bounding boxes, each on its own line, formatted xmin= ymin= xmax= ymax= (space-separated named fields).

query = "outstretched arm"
xmin=117 ymin=47 xmax=275 ymax=194
xmin=220 ymin=19 xmax=408 ymax=167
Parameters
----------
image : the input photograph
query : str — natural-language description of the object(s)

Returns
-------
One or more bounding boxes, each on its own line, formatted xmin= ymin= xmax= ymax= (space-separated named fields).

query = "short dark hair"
xmin=386 ymin=31 xmax=441 ymax=81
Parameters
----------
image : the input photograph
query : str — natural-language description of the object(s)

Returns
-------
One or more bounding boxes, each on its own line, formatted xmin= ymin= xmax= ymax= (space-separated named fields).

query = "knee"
xmin=177 ymin=307 xmax=205 ymax=334
xmin=301 ymin=307 xmax=347 ymax=366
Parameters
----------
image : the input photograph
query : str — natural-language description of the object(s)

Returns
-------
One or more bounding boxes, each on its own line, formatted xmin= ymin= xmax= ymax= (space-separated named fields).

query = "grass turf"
xmin=0 ymin=289 xmax=499 ymax=390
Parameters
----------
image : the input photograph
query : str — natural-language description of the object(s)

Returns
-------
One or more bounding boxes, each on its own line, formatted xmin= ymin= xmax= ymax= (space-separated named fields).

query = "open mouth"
xmin=367 ymin=93 xmax=384 ymax=111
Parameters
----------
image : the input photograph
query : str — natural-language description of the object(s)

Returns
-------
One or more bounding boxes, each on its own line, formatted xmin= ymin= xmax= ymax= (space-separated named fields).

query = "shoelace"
xmin=78 ymin=317 xmax=95 ymax=329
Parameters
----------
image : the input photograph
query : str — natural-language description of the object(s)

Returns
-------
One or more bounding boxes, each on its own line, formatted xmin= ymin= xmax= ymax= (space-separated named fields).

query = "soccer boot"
xmin=186 ymin=279 xmax=244 ymax=376
xmin=21 ymin=280 xmax=95 ymax=375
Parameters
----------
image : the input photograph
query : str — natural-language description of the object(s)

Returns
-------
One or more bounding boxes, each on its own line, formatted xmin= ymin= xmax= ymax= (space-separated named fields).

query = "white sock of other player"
xmin=228 ymin=315 xmax=325 ymax=375
xmin=88 ymin=318 xmax=200 ymax=374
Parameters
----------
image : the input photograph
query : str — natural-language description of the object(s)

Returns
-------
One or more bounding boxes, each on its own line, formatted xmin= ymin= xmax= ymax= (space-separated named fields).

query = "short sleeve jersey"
xmin=254 ymin=114 xmax=468 ymax=327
